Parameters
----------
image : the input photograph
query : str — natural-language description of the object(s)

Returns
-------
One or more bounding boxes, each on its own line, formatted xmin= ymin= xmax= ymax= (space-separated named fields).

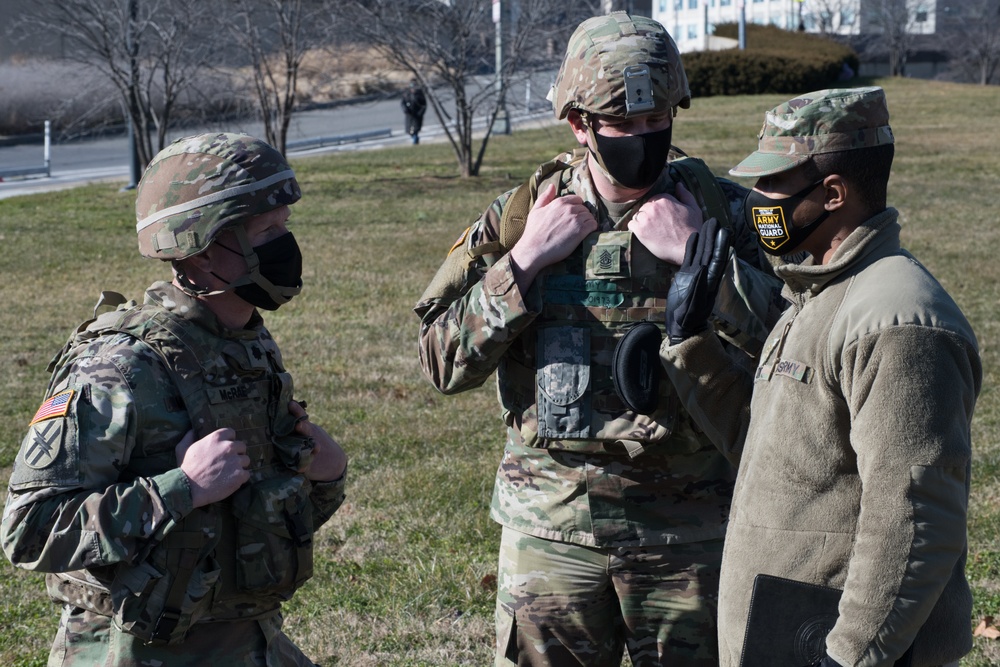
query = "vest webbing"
xmin=53 ymin=293 xmax=310 ymax=643
xmin=496 ymin=149 xmax=732 ymax=255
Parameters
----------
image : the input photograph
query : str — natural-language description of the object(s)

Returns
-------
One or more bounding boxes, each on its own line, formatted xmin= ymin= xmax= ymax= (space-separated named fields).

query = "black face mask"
xmin=215 ymin=231 xmax=303 ymax=310
xmin=744 ymin=179 xmax=830 ymax=256
xmin=590 ymin=125 xmax=673 ymax=190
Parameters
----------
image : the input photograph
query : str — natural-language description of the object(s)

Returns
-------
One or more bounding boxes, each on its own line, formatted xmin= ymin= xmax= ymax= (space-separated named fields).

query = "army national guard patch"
xmin=24 ymin=390 xmax=74 ymax=469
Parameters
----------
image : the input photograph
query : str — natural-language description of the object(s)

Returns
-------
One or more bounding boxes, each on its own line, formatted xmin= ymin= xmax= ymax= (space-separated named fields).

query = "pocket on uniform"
xmin=231 ymin=474 xmax=314 ymax=596
xmin=536 ymin=326 xmax=591 ymax=439
xmin=110 ymin=510 xmax=221 ymax=646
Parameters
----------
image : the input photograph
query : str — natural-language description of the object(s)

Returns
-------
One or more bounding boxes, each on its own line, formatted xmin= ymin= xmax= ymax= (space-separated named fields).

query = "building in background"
xmin=654 ymin=0 xmax=940 ymax=52
xmin=652 ymin=0 xmax=979 ymax=80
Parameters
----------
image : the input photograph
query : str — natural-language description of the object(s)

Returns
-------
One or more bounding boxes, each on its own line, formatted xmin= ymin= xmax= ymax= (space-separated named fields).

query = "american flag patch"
xmin=29 ymin=390 xmax=75 ymax=426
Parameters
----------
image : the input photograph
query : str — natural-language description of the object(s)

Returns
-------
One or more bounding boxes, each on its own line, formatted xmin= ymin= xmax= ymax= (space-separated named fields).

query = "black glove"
xmin=807 ymin=656 xmax=839 ymax=667
xmin=665 ymin=217 xmax=731 ymax=344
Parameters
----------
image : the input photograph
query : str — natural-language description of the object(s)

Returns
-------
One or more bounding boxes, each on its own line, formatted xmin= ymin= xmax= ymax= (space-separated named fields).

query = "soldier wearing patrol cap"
xmin=662 ymin=87 xmax=980 ymax=667
xmin=1 ymin=132 xmax=347 ymax=666
xmin=415 ymin=12 xmax=784 ymax=667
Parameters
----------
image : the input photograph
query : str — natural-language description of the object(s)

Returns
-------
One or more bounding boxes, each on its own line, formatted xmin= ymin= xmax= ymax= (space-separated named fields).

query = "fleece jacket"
xmin=661 ymin=208 xmax=981 ymax=667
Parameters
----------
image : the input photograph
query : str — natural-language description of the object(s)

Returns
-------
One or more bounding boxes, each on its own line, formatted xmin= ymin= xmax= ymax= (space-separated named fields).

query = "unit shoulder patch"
xmin=23 ymin=417 xmax=65 ymax=470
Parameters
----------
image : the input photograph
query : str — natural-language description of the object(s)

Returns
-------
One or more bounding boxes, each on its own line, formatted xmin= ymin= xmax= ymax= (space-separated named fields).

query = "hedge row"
xmin=684 ymin=23 xmax=860 ymax=97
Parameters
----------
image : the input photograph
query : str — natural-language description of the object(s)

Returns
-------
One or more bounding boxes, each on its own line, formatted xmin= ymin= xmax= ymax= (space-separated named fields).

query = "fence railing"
xmin=0 ymin=121 xmax=51 ymax=181
xmin=286 ymin=128 xmax=392 ymax=151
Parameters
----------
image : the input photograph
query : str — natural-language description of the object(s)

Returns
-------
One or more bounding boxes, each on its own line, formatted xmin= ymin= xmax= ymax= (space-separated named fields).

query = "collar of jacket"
xmin=774 ymin=207 xmax=900 ymax=301
xmin=143 ymin=280 xmax=265 ymax=340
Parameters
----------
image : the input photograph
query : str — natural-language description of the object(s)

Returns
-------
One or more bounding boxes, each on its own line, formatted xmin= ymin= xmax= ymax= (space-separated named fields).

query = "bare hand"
xmin=289 ymin=401 xmax=347 ymax=482
xmin=629 ymin=181 xmax=704 ymax=265
xmin=509 ymin=183 xmax=598 ymax=290
xmin=175 ymin=428 xmax=250 ymax=508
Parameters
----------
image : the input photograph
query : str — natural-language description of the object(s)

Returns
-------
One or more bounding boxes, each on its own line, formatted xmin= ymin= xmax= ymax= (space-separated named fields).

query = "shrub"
xmin=684 ymin=23 xmax=859 ymax=98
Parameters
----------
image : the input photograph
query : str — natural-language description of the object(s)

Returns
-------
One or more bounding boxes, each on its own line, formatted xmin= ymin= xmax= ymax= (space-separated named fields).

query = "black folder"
xmin=738 ymin=574 xmax=842 ymax=667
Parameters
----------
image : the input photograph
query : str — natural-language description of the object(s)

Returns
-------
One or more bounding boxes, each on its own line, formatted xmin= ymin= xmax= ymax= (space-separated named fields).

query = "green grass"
xmin=1 ymin=77 xmax=999 ymax=665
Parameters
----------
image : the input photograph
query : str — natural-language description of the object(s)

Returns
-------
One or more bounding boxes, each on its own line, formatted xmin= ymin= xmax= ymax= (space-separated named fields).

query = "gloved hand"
xmin=665 ymin=217 xmax=731 ymax=345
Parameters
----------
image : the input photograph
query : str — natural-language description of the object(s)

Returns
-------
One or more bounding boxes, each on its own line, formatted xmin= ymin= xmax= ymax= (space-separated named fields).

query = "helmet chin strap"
xmin=171 ymin=225 xmax=260 ymax=299
xmin=174 ymin=226 xmax=300 ymax=306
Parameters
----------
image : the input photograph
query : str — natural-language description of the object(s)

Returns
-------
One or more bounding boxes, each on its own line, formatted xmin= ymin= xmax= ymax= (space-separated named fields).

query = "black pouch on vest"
xmin=536 ymin=326 xmax=591 ymax=439
xmin=611 ymin=322 xmax=662 ymax=415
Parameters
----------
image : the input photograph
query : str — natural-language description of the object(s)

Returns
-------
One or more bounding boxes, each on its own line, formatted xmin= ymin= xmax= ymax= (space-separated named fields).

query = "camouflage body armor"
xmin=494 ymin=162 xmax=686 ymax=454
xmin=43 ymin=293 xmax=315 ymax=646
xmin=507 ymin=229 xmax=679 ymax=450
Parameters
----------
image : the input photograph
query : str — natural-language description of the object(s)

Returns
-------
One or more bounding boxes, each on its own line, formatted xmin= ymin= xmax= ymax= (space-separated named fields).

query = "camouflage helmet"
xmin=548 ymin=11 xmax=690 ymax=120
xmin=729 ymin=86 xmax=894 ymax=177
xmin=135 ymin=132 xmax=300 ymax=260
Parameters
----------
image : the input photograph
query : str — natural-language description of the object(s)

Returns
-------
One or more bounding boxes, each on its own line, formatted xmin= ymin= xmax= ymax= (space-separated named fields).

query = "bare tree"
xmin=802 ymin=0 xmax=855 ymax=34
xmin=15 ymin=0 xmax=223 ymax=167
xmin=226 ymin=0 xmax=331 ymax=154
xmin=862 ymin=0 xmax=934 ymax=76
xmin=951 ymin=0 xmax=1000 ymax=85
xmin=336 ymin=0 xmax=567 ymax=178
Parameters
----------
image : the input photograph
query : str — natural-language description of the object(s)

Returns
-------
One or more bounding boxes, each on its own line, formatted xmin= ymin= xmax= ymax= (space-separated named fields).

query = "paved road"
xmin=0 ymin=72 xmax=559 ymax=201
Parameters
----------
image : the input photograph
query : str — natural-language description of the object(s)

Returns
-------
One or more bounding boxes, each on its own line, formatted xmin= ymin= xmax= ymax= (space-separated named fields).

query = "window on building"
xmin=840 ymin=9 xmax=856 ymax=26
xmin=915 ymin=10 xmax=928 ymax=22
xmin=720 ymin=0 xmax=731 ymax=6
xmin=675 ymin=0 xmax=683 ymax=10
xmin=660 ymin=0 xmax=668 ymax=12
xmin=753 ymin=0 xmax=763 ymax=4
xmin=687 ymin=24 xmax=699 ymax=39
xmin=688 ymin=0 xmax=698 ymax=8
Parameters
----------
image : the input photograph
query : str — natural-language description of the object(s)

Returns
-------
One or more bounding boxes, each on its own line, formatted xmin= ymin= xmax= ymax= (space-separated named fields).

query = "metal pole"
xmin=125 ymin=117 xmax=142 ymax=190
xmin=44 ymin=120 xmax=51 ymax=177
xmin=494 ymin=0 xmax=510 ymax=135
xmin=123 ymin=0 xmax=141 ymax=191
xmin=739 ymin=1 xmax=747 ymax=50
xmin=704 ymin=1 xmax=710 ymax=50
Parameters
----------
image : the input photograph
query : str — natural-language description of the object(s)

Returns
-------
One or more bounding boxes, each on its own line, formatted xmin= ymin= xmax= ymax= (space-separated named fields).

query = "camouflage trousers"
xmin=47 ymin=605 xmax=319 ymax=667
xmin=495 ymin=528 xmax=723 ymax=667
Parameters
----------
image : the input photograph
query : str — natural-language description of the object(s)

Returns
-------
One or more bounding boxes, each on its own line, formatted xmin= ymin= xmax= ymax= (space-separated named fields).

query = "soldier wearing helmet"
xmin=2 ymin=133 xmax=347 ymax=666
xmin=415 ymin=12 xmax=782 ymax=667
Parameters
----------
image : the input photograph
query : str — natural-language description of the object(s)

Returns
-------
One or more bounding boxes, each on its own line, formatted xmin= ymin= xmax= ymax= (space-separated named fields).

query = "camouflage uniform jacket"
xmin=1 ymin=282 xmax=346 ymax=645
xmin=415 ymin=156 xmax=781 ymax=548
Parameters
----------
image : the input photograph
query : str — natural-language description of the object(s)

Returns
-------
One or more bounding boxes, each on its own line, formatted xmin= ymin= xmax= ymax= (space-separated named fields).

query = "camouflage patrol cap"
xmin=548 ymin=11 xmax=690 ymax=120
xmin=729 ymin=86 xmax=894 ymax=178
xmin=135 ymin=132 xmax=300 ymax=260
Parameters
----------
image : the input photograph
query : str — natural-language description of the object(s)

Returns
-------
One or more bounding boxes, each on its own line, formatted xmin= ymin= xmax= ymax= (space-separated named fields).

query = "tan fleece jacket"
xmin=662 ymin=208 xmax=981 ymax=667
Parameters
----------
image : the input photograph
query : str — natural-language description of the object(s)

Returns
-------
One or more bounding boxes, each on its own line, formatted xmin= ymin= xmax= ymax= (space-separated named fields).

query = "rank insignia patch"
xmin=29 ymin=390 xmax=74 ymax=426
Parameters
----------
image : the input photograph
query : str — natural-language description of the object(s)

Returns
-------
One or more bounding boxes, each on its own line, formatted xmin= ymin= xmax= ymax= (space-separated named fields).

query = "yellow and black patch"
xmin=751 ymin=206 xmax=791 ymax=251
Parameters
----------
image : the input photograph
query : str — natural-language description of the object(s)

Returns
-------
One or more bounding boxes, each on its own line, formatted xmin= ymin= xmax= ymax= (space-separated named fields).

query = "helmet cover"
xmin=136 ymin=132 xmax=300 ymax=260
xmin=549 ymin=11 xmax=691 ymax=120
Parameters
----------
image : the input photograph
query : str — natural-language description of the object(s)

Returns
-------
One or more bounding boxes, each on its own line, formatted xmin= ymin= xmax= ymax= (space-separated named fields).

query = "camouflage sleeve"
xmin=660 ymin=329 xmax=753 ymax=466
xmin=1 ymin=334 xmax=193 ymax=573
xmin=308 ymin=467 xmax=347 ymax=529
xmin=414 ymin=189 xmax=541 ymax=394
xmin=717 ymin=177 xmax=764 ymax=268
xmin=709 ymin=178 xmax=787 ymax=357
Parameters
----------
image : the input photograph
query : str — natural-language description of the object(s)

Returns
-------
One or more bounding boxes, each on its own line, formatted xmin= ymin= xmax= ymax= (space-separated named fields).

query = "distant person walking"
xmin=401 ymin=80 xmax=427 ymax=144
